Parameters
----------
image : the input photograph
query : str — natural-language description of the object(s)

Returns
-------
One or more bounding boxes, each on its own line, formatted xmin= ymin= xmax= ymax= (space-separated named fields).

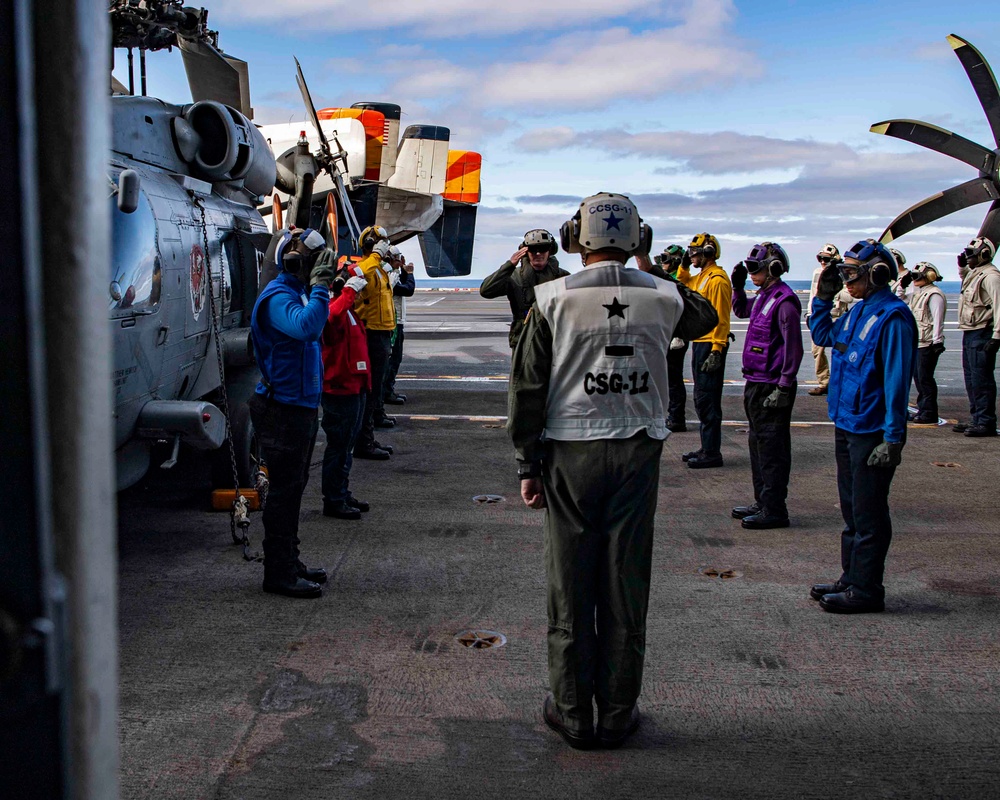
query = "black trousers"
xmin=743 ymin=381 xmax=795 ymax=517
xmin=961 ymin=327 xmax=998 ymax=430
xmin=666 ymin=340 xmax=688 ymax=424
xmin=248 ymin=393 xmax=319 ymax=581
xmin=691 ymin=341 xmax=728 ymax=456
xmin=358 ymin=329 xmax=393 ymax=450
xmin=913 ymin=345 xmax=941 ymax=419
xmin=835 ymin=427 xmax=897 ymax=601
xmin=384 ymin=323 xmax=405 ymax=396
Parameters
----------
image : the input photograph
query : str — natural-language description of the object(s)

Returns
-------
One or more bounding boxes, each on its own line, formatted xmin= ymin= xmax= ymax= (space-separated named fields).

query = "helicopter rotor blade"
xmin=880 ymin=176 xmax=1000 ymax=244
xmin=979 ymin=199 xmax=1000 ymax=245
xmin=272 ymin=194 xmax=283 ymax=232
xmin=324 ymin=193 xmax=338 ymax=252
xmin=947 ymin=34 xmax=1000 ymax=148
xmin=870 ymin=119 xmax=996 ymax=174
xmin=294 ymin=57 xmax=331 ymax=158
xmin=178 ymin=37 xmax=242 ymax=111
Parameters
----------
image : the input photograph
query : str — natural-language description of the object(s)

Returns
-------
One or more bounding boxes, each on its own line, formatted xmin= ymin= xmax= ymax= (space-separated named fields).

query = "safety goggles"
xmin=816 ymin=254 xmax=835 ymax=265
xmin=687 ymin=246 xmax=706 ymax=257
xmin=745 ymin=244 xmax=771 ymax=273
xmin=526 ymin=245 xmax=549 ymax=255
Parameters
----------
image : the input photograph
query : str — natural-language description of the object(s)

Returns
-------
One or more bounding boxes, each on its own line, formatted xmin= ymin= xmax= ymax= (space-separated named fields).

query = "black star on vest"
xmin=603 ymin=297 xmax=629 ymax=319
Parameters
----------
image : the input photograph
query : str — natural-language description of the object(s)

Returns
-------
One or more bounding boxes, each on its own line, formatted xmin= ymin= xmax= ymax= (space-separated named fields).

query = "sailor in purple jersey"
xmin=729 ymin=242 xmax=803 ymax=530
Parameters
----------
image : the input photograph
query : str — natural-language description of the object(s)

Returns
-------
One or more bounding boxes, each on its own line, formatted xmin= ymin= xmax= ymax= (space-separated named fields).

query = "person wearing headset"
xmin=806 ymin=243 xmax=841 ymax=396
xmin=480 ymin=229 xmax=569 ymax=349
xmin=508 ymin=193 xmax=691 ymax=750
xmin=352 ymin=225 xmax=397 ymax=460
xmin=676 ymin=233 xmax=733 ymax=469
xmin=953 ymin=237 xmax=1000 ymax=437
xmin=730 ymin=242 xmax=803 ymax=530
xmin=895 ymin=262 xmax=947 ymax=425
xmin=249 ymin=228 xmax=338 ymax=599
xmin=808 ymin=241 xmax=917 ymax=614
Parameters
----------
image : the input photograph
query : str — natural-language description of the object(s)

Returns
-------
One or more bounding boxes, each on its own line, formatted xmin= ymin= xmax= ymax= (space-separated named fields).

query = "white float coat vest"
xmin=533 ymin=261 xmax=684 ymax=442
xmin=907 ymin=283 xmax=945 ymax=347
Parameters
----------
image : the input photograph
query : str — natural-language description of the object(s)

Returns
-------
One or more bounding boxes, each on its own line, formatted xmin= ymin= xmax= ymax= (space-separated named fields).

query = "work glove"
xmin=957 ymin=250 xmax=968 ymax=270
xmin=867 ymin=440 xmax=903 ymax=468
xmin=344 ymin=275 xmax=367 ymax=294
xmin=762 ymin=386 xmax=791 ymax=409
xmin=309 ymin=248 xmax=338 ymax=289
xmin=985 ymin=338 xmax=1000 ymax=357
xmin=731 ymin=261 xmax=748 ymax=287
xmin=899 ymin=271 xmax=914 ymax=289
xmin=930 ymin=342 xmax=946 ymax=357
xmin=816 ymin=263 xmax=844 ymax=302
xmin=373 ymin=239 xmax=391 ymax=259
xmin=681 ymin=250 xmax=692 ymax=270
xmin=700 ymin=350 xmax=722 ymax=373
xmin=669 ymin=337 xmax=686 ymax=351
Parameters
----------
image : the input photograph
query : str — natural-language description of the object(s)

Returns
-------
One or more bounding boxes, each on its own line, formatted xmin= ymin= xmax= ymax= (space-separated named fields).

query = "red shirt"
xmin=321 ymin=286 xmax=371 ymax=395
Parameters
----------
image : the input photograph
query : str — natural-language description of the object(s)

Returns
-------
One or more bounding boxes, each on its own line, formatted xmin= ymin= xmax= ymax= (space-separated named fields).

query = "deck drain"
xmin=931 ymin=462 xmax=962 ymax=468
xmin=735 ymin=427 xmax=749 ymax=433
xmin=699 ymin=566 xmax=742 ymax=580
xmin=482 ymin=423 xmax=504 ymax=429
xmin=473 ymin=494 xmax=505 ymax=504
xmin=456 ymin=630 xmax=507 ymax=649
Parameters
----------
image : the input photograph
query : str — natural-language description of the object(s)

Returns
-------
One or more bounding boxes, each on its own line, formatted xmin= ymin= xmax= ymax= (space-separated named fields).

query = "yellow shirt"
xmin=678 ymin=263 xmax=732 ymax=350
xmin=352 ymin=252 xmax=396 ymax=331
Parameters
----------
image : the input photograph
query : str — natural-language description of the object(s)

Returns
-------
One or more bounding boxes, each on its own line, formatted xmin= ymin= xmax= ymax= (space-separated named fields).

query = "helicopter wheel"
xmin=212 ymin=400 xmax=261 ymax=489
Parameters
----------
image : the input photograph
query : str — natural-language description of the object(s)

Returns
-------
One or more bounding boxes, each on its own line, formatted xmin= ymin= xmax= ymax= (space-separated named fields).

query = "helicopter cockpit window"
xmin=109 ymin=186 xmax=161 ymax=314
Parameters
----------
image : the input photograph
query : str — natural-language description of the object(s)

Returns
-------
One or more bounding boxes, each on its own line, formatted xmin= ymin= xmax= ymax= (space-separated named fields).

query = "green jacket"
xmin=479 ymin=257 xmax=568 ymax=348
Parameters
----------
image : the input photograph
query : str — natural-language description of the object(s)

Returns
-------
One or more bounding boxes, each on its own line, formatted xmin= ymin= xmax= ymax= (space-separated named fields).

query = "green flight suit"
xmin=480 ymin=256 xmax=569 ymax=348
xmin=509 ymin=305 xmax=664 ymax=735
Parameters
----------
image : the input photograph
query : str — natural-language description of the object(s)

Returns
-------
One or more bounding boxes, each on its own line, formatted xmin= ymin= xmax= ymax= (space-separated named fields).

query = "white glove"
xmin=373 ymin=239 xmax=391 ymax=259
xmin=669 ymin=337 xmax=686 ymax=350
xmin=345 ymin=275 xmax=367 ymax=294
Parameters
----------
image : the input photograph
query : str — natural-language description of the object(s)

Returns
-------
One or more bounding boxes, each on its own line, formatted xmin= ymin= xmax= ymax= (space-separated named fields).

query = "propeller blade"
xmin=325 ymin=193 xmax=338 ymax=252
xmin=178 ymin=37 xmax=242 ymax=110
xmin=272 ymin=195 xmax=283 ymax=232
xmin=294 ymin=57 xmax=331 ymax=157
xmin=979 ymin=199 xmax=1000 ymax=245
xmin=880 ymin=177 xmax=1000 ymax=243
xmin=334 ymin=172 xmax=361 ymax=249
xmin=870 ymin=119 xmax=995 ymax=174
xmin=947 ymin=34 xmax=1000 ymax=148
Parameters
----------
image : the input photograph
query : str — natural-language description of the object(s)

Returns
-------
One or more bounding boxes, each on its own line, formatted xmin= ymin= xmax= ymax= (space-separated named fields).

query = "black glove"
xmin=309 ymin=248 xmax=338 ymax=289
xmin=762 ymin=386 xmax=791 ymax=409
xmin=985 ymin=338 xmax=1000 ymax=357
xmin=867 ymin=440 xmax=903 ymax=468
xmin=816 ymin=263 xmax=844 ymax=302
xmin=700 ymin=350 xmax=722 ymax=373
xmin=899 ymin=271 xmax=914 ymax=289
xmin=957 ymin=251 xmax=968 ymax=270
xmin=681 ymin=250 xmax=692 ymax=270
xmin=731 ymin=261 xmax=748 ymax=287
xmin=930 ymin=342 xmax=946 ymax=357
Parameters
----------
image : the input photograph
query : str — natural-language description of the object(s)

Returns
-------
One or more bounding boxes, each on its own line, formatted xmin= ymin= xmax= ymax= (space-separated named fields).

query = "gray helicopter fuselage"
xmin=109 ymin=95 xmax=272 ymax=490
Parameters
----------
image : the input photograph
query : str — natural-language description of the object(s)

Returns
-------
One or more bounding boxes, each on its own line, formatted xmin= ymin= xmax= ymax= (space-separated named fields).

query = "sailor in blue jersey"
xmin=249 ymin=228 xmax=338 ymax=599
xmin=808 ymin=240 xmax=917 ymax=614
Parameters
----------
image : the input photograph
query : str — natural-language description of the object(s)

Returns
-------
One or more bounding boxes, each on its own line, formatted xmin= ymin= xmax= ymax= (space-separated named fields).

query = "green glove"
xmin=700 ymin=350 xmax=722 ymax=373
xmin=867 ymin=440 xmax=903 ymax=468
xmin=309 ymin=248 xmax=338 ymax=289
xmin=816 ymin=263 xmax=844 ymax=302
xmin=762 ymin=386 xmax=791 ymax=408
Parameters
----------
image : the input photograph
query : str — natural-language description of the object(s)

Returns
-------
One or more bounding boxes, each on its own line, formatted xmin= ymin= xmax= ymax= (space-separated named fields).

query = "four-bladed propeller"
xmin=872 ymin=34 xmax=1000 ymax=245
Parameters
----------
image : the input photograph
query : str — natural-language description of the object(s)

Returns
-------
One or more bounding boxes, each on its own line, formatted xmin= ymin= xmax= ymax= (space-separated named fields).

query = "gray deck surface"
xmin=118 ymin=293 xmax=1000 ymax=800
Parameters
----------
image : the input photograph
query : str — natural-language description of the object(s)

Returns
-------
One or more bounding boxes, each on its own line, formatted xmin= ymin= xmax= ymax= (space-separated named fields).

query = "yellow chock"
xmin=211 ymin=489 xmax=261 ymax=511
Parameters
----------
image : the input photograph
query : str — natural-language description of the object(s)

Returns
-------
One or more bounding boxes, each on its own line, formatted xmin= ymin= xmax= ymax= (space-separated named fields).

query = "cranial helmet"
xmin=842 ymin=240 xmax=896 ymax=286
xmin=745 ymin=241 xmax=790 ymax=278
xmin=388 ymin=244 xmax=403 ymax=261
xmin=912 ymin=261 xmax=942 ymax=282
xmin=688 ymin=232 xmax=720 ymax=262
xmin=963 ymin=236 xmax=996 ymax=268
xmin=276 ymin=227 xmax=325 ymax=274
xmin=661 ymin=244 xmax=685 ymax=268
xmin=816 ymin=243 xmax=840 ymax=263
xmin=889 ymin=247 xmax=906 ymax=268
xmin=359 ymin=225 xmax=389 ymax=251
xmin=521 ymin=229 xmax=558 ymax=255
xmin=560 ymin=192 xmax=652 ymax=255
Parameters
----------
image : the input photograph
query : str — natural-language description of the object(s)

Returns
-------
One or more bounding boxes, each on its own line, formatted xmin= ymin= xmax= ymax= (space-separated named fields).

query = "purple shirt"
xmin=732 ymin=280 xmax=804 ymax=387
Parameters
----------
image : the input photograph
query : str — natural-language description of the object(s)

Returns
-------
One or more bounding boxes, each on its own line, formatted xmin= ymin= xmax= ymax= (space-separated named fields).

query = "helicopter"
xmin=109 ymin=0 xmax=273 ymax=492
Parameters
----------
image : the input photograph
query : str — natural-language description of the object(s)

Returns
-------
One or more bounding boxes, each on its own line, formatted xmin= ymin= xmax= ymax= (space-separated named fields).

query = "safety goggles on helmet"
xmin=526 ymin=245 xmax=550 ymax=255
xmin=745 ymin=242 xmax=788 ymax=275
xmin=912 ymin=261 xmax=941 ymax=282
xmin=840 ymin=240 xmax=895 ymax=284
xmin=276 ymin=227 xmax=325 ymax=273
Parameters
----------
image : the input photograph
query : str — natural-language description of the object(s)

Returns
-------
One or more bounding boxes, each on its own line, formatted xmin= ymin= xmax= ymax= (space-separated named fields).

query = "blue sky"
xmin=115 ymin=0 xmax=1000 ymax=280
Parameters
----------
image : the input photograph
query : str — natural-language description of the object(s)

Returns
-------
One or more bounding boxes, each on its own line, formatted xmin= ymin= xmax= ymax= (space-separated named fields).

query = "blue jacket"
xmin=809 ymin=287 xmax=917 ymax=443
xmin=251 ymin=272 xmax=330 ymax=408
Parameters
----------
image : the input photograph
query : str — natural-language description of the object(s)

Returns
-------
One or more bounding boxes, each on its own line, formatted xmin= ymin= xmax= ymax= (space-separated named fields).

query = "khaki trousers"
xmin=812 ymin=342 xmax=830 ymax=387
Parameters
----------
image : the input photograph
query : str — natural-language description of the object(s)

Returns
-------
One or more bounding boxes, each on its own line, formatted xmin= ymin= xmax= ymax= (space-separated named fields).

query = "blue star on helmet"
xmin=603 ymin=212 xmax=624 ymax=231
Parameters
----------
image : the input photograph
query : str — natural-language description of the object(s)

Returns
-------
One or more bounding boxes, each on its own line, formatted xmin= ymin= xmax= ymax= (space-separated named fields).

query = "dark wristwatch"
xmin=517 ymin=461 xmax=542 ymax=480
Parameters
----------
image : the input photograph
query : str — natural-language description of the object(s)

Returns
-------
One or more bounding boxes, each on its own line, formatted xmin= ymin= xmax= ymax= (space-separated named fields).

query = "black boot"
xmin=263 ymin=575 xmax=322 ymax=598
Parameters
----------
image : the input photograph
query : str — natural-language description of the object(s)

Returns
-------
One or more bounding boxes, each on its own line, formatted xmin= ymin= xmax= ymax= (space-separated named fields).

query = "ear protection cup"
xmin=767 ymin=259 xmax=784 ymax=278
xmin=638 ymin=223 xmax=653 ymax=255
xmin=870 ymin=261 xmax=891 ymax=287
xmin=704 ymin=242 xmax=717 ymax=260
xmin=560 ymin=215 xmax=581 ymax=254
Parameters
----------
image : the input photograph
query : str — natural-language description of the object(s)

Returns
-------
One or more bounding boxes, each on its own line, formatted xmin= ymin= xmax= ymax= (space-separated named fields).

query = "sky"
xmin=114 ymin=0 xmax=1000 ymax=281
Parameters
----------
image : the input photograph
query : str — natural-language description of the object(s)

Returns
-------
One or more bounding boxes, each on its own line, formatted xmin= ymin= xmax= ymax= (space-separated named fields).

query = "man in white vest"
xmin=895 ymin=262 xmax=946 ymax=424
xmin=508 ymin=192 xmax=691 ymax=750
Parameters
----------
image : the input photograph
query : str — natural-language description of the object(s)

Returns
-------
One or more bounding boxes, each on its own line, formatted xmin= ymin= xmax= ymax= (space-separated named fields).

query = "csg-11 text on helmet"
xmin=521 ymin=228 xmax=558 ymax=255
xmin=560 ymin=192 xmax=653 ymax=255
